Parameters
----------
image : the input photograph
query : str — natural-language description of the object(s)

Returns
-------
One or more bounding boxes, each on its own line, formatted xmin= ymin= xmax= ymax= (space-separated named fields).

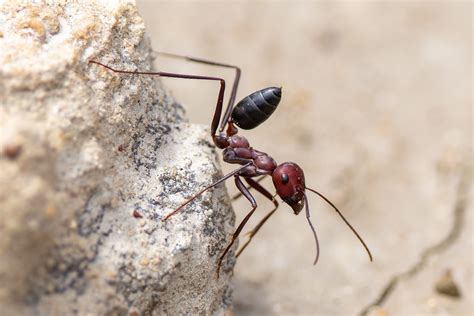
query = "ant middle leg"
xmin=235 ymin=178 xmax=279 ymax=258
xmin=230 ymin=175 xmax=267 ymax=201
xmin=216 ymin=175 xmax=257 ymax=278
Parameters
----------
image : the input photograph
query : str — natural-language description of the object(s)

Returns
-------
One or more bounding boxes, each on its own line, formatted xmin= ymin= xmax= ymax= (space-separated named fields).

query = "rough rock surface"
xmin=0 ymin=1 xmax=234 ymax=315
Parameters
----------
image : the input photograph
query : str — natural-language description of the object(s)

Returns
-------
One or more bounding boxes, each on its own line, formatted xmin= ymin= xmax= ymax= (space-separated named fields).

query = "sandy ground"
xmin=137 ymin=1 xmax=472 ymax=315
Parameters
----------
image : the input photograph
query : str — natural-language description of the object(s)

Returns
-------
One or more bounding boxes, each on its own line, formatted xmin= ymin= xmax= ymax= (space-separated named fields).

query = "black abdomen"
xmin=231 ymin=87 xmax=281 ymax=129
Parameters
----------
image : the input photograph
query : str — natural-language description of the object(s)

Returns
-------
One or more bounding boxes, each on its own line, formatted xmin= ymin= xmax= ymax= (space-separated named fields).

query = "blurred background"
xmin=137 ymin=1 xmax=472 ymax=315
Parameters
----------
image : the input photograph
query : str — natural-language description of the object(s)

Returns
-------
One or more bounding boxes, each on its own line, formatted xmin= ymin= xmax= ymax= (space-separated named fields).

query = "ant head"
xmin=272 ymin=162 xmax=306 ymax=215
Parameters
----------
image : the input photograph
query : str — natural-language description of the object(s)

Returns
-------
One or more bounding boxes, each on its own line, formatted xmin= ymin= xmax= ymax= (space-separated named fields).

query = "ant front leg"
xmin=216 ymin=175 xmax=257 ymax=278
xmin=162 ymin=163 xmax=252 ymax=221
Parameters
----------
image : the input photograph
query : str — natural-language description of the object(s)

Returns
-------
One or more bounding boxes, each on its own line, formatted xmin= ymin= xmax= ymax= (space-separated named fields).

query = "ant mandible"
xmin=89 ymin=52 xmax=373 ymax=278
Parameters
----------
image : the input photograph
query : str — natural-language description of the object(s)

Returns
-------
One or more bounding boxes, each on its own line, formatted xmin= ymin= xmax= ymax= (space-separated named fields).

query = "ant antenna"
xmin=306 ymin=187 xmax=373 ymax=262
xmin=304 ymin=193 xmax=320 ymax=265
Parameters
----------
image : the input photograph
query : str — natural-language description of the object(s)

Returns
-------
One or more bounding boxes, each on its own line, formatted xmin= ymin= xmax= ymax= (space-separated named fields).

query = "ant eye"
xmin=281 ymin=173 xmax=289 ymax=184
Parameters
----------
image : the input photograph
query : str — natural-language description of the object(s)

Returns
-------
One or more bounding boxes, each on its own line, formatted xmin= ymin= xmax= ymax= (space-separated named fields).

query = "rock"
xmin=434 ymin=270 xmax=462 ymax=298
xmin=0 ymin=1 xmax=234 ymax=315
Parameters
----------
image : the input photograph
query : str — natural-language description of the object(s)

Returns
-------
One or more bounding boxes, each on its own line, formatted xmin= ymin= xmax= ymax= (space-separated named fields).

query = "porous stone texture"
xmin=0 ymin=1 xmax=234 ymax=315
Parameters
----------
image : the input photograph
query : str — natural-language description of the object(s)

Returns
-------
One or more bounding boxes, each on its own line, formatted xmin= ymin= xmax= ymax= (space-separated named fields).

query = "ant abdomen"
xmin=231 ymin=87 xmax=282 ymax=130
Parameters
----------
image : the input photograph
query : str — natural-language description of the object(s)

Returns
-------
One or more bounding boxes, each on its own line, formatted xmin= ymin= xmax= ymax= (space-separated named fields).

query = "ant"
xmin=89 ymin=52 xmax=373 ymax=278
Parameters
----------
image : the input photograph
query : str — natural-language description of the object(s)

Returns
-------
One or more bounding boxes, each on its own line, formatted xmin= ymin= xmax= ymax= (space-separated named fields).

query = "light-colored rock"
xmin=0 ymin=1 xmax=234 ymax=315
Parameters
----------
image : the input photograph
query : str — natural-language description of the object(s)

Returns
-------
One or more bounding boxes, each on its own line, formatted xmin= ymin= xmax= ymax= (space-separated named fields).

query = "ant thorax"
xmin=222 ymin=134 xmax=277 ymax=176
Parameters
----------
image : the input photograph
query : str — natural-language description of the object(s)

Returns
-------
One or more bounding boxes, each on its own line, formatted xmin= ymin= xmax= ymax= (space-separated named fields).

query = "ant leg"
xmin=162 ymin=162 xmax=252 ymax=221
xmin=216 ymin=175 xmax=257 ymax=278
xmin=153 ymin=51 xmax=241 ymax=132
xmin=236 ymin=178 xmax=279 ymax=258
xmin=230 ymin=175 xmax=266 ymax=201
xmin=88 ymin=60 xmax=226 ymax=139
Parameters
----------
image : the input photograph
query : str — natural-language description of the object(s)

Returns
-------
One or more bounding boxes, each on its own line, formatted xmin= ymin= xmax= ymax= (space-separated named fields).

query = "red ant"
xmin=89 ymin=52 xmax=373 ymax=277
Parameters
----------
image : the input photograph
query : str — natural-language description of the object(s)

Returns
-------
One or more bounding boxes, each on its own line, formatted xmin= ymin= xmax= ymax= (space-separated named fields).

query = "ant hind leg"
xmin=153 ymin=51 xmax=241 ymax=132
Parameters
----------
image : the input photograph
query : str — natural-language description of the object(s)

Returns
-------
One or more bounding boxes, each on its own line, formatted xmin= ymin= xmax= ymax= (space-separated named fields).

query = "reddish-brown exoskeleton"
xmin=89 ymin=52 xmax=373 ymax=278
